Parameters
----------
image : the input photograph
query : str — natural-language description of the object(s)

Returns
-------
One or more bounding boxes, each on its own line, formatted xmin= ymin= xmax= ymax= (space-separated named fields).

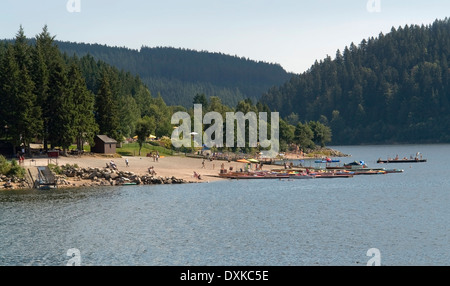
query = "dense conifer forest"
xmin=2 ymin=18 xmax=449 ymax=151
xmin=260 ymin=18 xmax=450 ymax=144
xmin=0 ymin=26 xmax=174 ymax=155
xmin=1 ymin=26 xmax=319 ymax=155
xmin=55 ymin=42 xmax=293 ymax=107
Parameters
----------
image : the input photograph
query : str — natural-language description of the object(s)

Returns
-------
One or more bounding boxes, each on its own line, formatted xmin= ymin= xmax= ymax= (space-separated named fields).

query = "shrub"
xmin=48 ymin=164 xmax=63 ymax=175
xmin=8 ymin=159 xmax=25 ymax=178
xmin=0 ymin=155 xmax=11 ymax=175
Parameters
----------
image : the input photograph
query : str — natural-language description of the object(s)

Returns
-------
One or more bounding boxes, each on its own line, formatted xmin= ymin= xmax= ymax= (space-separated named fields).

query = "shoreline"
xmin=0 ymin=154 xmax=265 ymax=190
xmin=1 ymin=149 xmax=349 ymax=190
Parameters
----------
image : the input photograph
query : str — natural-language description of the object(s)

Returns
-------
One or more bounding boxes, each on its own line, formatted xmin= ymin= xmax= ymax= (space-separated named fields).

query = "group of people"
xmin=151 ymin=152 xmax=160 ymax=162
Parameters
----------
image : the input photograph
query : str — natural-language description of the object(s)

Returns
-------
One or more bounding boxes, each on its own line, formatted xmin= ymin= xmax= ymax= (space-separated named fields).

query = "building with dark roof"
xmin=92 ymin=135 xmax=117 ymax=154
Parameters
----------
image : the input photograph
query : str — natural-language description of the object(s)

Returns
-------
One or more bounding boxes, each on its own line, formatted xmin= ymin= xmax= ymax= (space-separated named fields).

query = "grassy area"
xmin=117 ymin=142 xmax=174 ymax=157
xmin=68 ymin=145 xmax=91 ymax=152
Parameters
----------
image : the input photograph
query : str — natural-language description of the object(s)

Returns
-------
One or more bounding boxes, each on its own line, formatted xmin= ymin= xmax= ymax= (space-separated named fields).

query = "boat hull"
xmin=377 ymin=159 xmax=427 ymax=164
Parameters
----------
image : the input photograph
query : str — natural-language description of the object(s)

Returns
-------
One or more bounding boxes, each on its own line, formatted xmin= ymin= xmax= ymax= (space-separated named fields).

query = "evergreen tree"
xmin=118 ymin=95 xmax=140 ymax=138
xmin=67 ymin=64 xmax=99 ymax=151
xmin=309 ymin=121 xmax=332 ymax=148
xmin=0 ymin=45 xmax=21 ymax=154
xmin=294 ymin=123 xmax=315 ymax=149
xmin=0 ymin=28 xmax=42 ymax=156
xmin=261 ymin=18 xmax=450 ymax=144
xmin=95 ymin=72 xmax=121 ymax=142
xmin=47 ymin=58 xmax=73 ymax=152
xmin=193 ymin=93 xmax=208 ymax=110
xmin=34 ymin=26 xmax=60 ymax=151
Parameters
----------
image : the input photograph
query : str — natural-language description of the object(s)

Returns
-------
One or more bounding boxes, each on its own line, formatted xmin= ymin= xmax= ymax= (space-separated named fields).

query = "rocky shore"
xmin=1 ymin=147 xmax=351 ymax=190
xmin=1 ymin=175 xmax=29 ymax=189
xmin=56 ymin=165 xmax=190 ymax=188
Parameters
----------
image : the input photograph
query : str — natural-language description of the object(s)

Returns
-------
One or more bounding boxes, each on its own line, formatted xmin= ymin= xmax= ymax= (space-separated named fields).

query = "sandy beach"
xmin=15 ymin=154 xmax=274 ymax=188
xmin=3 ymin=149 xmax=344 ymax=189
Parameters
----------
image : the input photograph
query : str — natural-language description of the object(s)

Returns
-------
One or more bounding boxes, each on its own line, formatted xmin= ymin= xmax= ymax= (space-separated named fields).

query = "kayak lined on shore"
xmin=377 ymin=158 xmax=427 ymax=163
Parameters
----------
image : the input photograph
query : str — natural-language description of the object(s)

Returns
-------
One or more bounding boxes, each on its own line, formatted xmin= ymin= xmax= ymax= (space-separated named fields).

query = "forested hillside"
xmin=56 ymin=42 xmax=292 ymax=107
xmin=0 ymin=26 xmax=174 ymax=155
xmin=261 ymin=18 xmax=450 ymax=145
xmin=1 ymin=26 xmax=321 ymax=156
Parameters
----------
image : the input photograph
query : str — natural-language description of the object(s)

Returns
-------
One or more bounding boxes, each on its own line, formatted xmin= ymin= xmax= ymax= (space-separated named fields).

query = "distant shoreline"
xmin=1 ymin=147 xmax=350 ymax=191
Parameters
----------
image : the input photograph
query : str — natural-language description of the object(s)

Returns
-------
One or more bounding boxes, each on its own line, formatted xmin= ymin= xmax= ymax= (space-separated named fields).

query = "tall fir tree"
xmin=16 ymin=27 xmax=43 ymax=155
xmin=47 ymin=57 xmax=73 ymax=151
xmin=95 ymin=72 xmax=120 ymax=142
xmin=0 ymin=42 xmax=42 ymax=156
xmin=67 ymin=63 xmax=99 ymax=151
xmin=34 ymin=26 xmax=61 ymax=151
xmin=0 ymin=45 xmax=20 ymax=154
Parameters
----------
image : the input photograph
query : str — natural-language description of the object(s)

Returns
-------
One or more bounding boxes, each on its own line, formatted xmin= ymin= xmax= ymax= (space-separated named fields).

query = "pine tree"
xmin=0 ymin=40 xmax=42 ymax=156
xmin=34 ymin=26 xmax=60 ymax=151
xmin=0 ymin=45 xmax=20 ymax=154
xmin=15 ymin=27 xmax=43 ymax=154
xmin=13 ymin=26 xmax=31 ymax=70
xmin=294 ymin=123 xmax=315 ymax=150
xmin=95 ymin=72 xmax=120 ymax=142
xmin=67 ymin=64 xmax=99 ymax=151
xmin=118 ymin=95 xmax=140 ymax=138
xmin=47 ymin=57 xmax=72 ymax=151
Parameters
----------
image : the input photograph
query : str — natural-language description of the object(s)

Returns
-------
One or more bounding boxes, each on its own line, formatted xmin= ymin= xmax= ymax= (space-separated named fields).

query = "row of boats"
xmin=218 ymin=164 xmax=404 ymax=180
xmin=217 ymin=153 xmax=426 ymax=180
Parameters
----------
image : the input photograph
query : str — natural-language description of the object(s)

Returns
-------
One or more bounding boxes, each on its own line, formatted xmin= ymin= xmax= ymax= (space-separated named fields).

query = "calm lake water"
xmin=1 ymin=144 xmax=449 ymax=266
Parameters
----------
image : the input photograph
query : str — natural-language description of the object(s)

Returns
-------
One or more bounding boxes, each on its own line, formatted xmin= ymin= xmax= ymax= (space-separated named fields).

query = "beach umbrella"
xmin=247 ymin=159 xmax=259 ymax=163
xmin=149 ymin=135 xmax=157 ymax=139
xmin=237 ymin=159 xmax=251 ymax=164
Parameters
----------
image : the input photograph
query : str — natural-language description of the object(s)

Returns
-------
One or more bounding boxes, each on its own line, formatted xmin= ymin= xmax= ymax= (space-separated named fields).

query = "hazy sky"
xmin=1 ymin=0 xmax=449 ymax=73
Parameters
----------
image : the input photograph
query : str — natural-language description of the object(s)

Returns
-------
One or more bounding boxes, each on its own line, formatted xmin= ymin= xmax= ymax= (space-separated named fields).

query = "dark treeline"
xmin=0 ymin=26 xmax=328 ymax=157
xmin=260 ymin=18 xmax=450 ymax=145
xmin=55 ymin=42 xmax=293 ymax=108
xmin=0 ymin=26 xmax=174 ymax=156
xmin=186 ymin=94 xmax=331 ymax=154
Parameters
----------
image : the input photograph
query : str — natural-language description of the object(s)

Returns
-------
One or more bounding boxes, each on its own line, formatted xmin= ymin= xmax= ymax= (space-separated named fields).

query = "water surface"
xmin=1 ymin=144 xmax=449 ymax=266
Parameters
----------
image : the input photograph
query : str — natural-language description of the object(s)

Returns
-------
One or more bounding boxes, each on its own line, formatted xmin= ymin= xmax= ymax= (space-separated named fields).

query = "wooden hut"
xmin=92 ymin=135 xmax=117 ymax=154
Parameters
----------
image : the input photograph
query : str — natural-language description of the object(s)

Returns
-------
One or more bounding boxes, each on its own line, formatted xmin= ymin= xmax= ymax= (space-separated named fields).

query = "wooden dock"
xmin=35 ymin=166 xmax=57 ymax=189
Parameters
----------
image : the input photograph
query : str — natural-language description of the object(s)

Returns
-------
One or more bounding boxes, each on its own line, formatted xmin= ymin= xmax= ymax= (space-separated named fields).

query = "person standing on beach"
xmin=202 ymin=159 xmax=206 ymax=169
xmin=125 ymin=158 xmax=129 ymax=167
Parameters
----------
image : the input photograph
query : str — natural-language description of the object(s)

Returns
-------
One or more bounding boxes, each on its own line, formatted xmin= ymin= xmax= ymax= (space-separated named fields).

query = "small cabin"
xmin=92 ymin=135 xmax=117 ymax=154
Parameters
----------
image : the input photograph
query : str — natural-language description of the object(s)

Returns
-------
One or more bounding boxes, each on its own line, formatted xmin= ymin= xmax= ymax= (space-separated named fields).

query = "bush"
xmin=159 ymin=137 xmax=173 ymax=150
xmin=8 ymin=159 xmax=25 ymax=178
xmin=48 ymin=164 xmax=63 ymax=175
xmin=147 ymin=141 xmax=160 ymax=147
xmin=0 ymin=155 xmax=11 ymax=175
